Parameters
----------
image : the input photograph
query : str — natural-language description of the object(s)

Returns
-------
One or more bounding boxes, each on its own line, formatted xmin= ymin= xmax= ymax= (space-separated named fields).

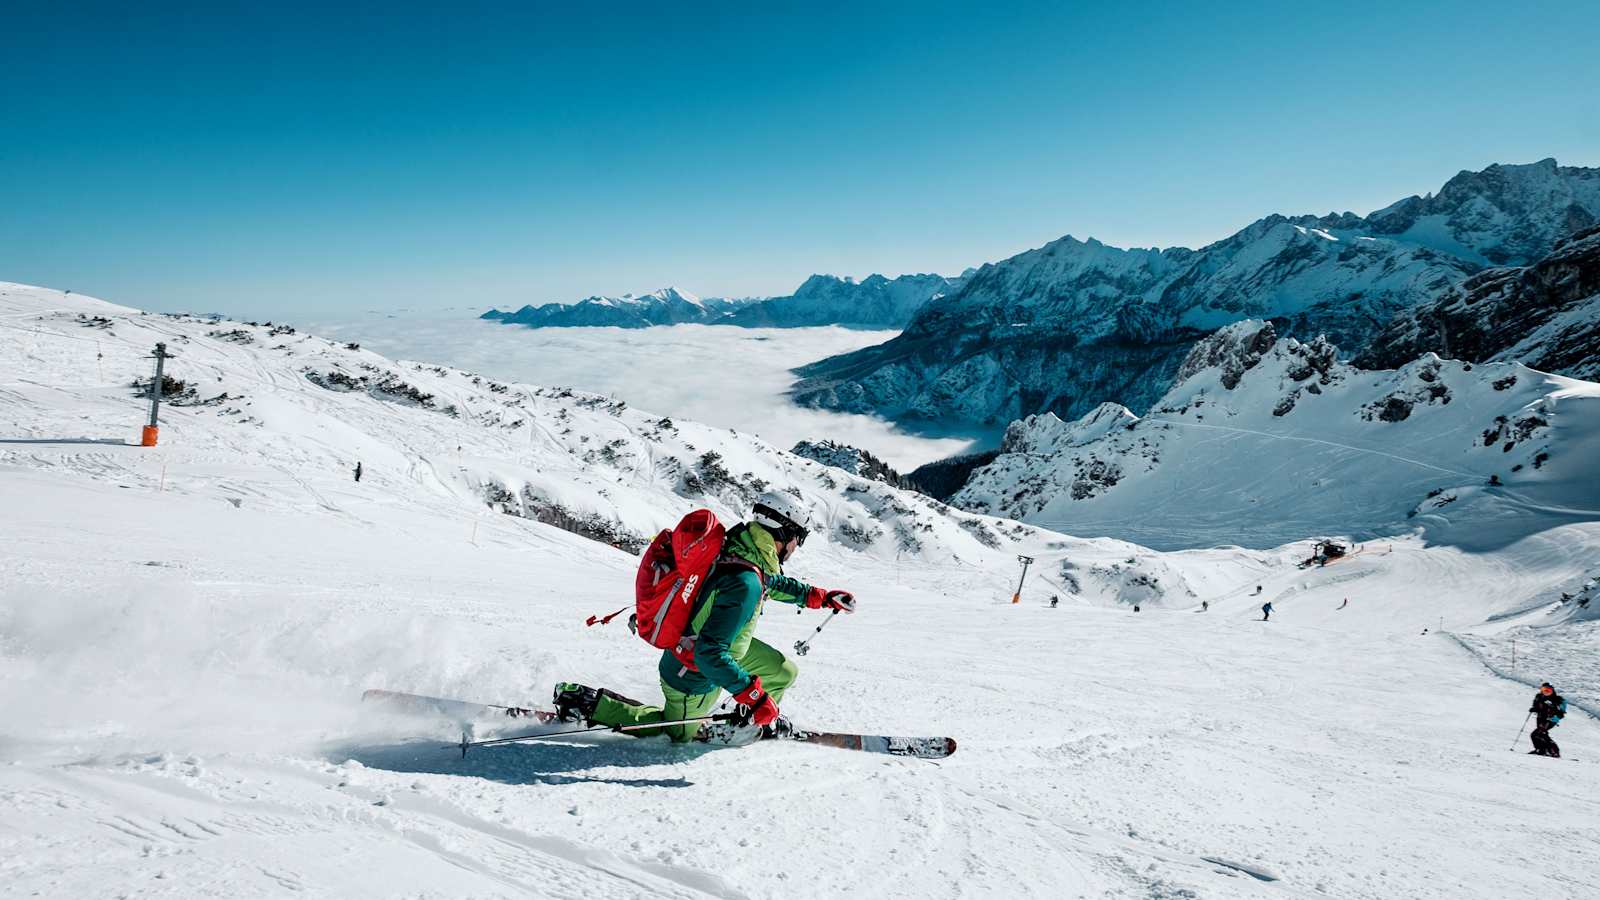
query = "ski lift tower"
xmin=141 ymin=342 xmax=169 ymax=446
xmin=1012 ymin=555 xmax=1034 ymax=604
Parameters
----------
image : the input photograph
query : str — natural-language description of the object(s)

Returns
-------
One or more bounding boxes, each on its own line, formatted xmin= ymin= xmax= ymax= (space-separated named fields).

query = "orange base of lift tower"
xmin=140 ymin=425 xmax=159 ymax=447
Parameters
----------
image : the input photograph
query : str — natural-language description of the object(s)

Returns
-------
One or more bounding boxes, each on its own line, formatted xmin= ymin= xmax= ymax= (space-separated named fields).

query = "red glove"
xmin=804 ymin=587 xmax=857 ymax=614
xmin=732 ymin=676 xmax=779 ymax=727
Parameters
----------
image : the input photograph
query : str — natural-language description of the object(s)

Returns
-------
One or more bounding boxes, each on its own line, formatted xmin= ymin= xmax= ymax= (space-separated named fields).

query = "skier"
xmin=1253 ymin=586 xmax=1262 ymax=596
xmin=551 ymin=492 xmax=854 ymax=743
xmin=354 ymin=461 xmax=363 ymax=482
xmin=1050 ymin=595 xmax=1059 ymax=608
xmin=1202 ymin=600 xmax=1209 ymax=612
xmin=1133 ymin=605 xmax=1141 ymax=613
xmin=1261 ymin=601 xmax=1273 ymax=621
xmin=1529 ymin=682 xmax=1567 ymax=757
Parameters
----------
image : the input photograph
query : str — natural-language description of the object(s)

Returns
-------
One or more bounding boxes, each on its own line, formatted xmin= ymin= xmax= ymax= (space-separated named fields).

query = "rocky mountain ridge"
xmin=793 ymin=159 xmax=1599 ymax=428
xmin=481 ymin=287 xmax=757 ymax=328
xmin=483 ymin=272 xmax=959 ymax=330
xmin=1356 ymin=224 xmax=1600 ymax=381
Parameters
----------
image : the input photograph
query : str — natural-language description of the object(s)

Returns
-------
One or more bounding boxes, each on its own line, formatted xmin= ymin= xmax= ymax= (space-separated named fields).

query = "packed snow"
xmin=957 ymin=320 xmax=1600 ymax=552
xmin=3 ymin=283 xmax=1598 ymax=899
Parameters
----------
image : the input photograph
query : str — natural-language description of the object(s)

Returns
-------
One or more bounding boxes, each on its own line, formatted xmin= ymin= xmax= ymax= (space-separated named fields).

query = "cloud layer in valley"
xmin=306 ymin=314 xmax=985 ymax=471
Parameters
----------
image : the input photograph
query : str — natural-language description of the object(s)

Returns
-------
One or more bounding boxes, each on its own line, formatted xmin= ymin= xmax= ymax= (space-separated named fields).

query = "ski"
xmin=361 ymin=688 xmax=557 ymax=723
xmin=778 ymin=727 xmax=957 ymax=759
xmin=697 ymin=717 xmax=955 ymax=758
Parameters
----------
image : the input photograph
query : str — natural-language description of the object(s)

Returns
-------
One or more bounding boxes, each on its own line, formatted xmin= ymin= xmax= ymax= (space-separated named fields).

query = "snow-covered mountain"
xmin=719 ymin=272 xmax=958 ymax=328
xmin=483 ymin=273 xmax=958 ymax=331
xmin=794 ymin=160 xmax=1600 ymax=428
xmin=482 ymin=287 xmax=758 ymax=328
xmin=1357 ymin=224 xmax=1600 ymax=381
xmin=952 ymin=319 xmax=1600 ymax=550
xmin=0 ymin=281 xmax=1166 ymax=593
xmin=6 ymin=282 xmax=1600 ymax=899
xmin=1356 ymin=158 xmax=1600 ymax=266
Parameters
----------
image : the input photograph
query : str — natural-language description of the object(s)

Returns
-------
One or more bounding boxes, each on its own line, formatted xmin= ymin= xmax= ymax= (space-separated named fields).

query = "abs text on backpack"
xmin=634 ymin=509 xmax=762 ymax=671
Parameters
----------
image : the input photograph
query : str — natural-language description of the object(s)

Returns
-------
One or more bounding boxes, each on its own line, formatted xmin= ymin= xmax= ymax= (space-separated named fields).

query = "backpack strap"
xmin=671 ymin=558 xmax=768 ymax=676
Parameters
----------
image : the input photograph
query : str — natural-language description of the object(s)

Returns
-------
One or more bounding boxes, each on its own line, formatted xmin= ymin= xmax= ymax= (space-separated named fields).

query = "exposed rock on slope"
xmin=951 ymin=319 xmax=1600 ymax=550
xmin=1357 ymin=224 xmax=1600 ymax=381
xmin=790 ymin=439 xmax=909 ymax=487
xmin=1359 ymin=158 xmax=1600 ymax=266
xmin=794 ymin=160 xmax=1599 ymax=428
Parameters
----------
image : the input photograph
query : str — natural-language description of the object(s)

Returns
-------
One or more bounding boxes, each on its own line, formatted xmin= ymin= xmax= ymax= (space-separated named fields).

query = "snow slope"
xmin=955 ymin=320 xmax=1600 ymax=552
xmin=4 ymin=283 xmax=1599 ymax=899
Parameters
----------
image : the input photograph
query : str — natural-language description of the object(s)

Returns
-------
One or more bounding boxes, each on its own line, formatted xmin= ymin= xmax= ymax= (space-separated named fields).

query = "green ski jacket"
xmin=657 ymin=521 xmax=815 ymax=695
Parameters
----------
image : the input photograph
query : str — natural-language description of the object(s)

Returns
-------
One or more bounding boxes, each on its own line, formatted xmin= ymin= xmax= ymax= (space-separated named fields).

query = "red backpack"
xmin=633 ymin=509 xmax=732 ymax=651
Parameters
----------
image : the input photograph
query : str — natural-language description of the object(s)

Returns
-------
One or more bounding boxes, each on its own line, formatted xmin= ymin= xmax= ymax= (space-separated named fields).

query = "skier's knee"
xmin=769 ymin=657 xmax=799 ymax=694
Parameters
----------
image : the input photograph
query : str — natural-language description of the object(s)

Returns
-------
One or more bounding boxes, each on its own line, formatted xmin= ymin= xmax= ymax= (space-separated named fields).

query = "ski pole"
xmin=451 ymin=712 xmax=741 ymax=757
xmin=794 ymin=609 xmax=839 ymax=657
xmin=1509 ymin=710 xmax=1533 ymax=751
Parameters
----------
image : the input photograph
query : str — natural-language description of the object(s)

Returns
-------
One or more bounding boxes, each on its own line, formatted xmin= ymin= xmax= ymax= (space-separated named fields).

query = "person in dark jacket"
xmin=354 ymin=461 xmax=363 ymax=482
xmin=1261 ymin=601 xmax=1273 ymax=621
xmin=552 ymin=492 xmax=854 ymax=743
xmin=1529 ymin=682 xmax=1567 ymax=757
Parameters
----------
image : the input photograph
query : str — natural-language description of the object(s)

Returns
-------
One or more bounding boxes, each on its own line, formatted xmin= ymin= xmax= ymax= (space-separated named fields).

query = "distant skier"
xmin=1253 ymin=586 xmax=1262 ymax=596
xmin=1261 ymin=601 xmax=1273 ymax=621
xmin=1529 ymin=682 xmax=1567 ymax=757
xmin=1133 ymin=605 xmax=1141 ymax=613
xmin=1202 ymin=600 xmax=1209 ymax=612
xmin=354 ymin=461 xmax=363 ymax=482
xmin=551 ymin=492 xmax=854 ymax=743
xmin=1050 ymin=595 xmax=1059 ymax=608
xmin=1338 ymin=597 xmax=1348 ymax=610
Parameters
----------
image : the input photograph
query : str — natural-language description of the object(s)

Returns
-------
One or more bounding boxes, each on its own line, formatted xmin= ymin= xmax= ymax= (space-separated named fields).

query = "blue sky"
xmin=3 ymin=1 xmax=1597 ymax=318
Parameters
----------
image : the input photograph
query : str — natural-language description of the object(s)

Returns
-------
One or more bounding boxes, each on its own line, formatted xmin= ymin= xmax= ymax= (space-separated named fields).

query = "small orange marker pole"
xmin=141 ymin=425 xmax=159 ymax=447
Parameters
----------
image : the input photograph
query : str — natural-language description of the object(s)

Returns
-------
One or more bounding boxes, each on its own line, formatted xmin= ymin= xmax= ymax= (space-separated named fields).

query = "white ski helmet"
xmin=752 ymin=490 xmax=812 ymax=545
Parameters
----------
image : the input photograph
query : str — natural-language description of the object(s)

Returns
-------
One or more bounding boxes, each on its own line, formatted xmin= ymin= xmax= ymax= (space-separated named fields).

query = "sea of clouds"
xmin=305 ymin=312 xmax=985 ymax=471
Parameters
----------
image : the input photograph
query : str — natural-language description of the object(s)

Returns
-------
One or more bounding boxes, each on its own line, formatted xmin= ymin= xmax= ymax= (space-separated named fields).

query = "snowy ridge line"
xmin=1440 ymin=632 xmax=1600 ymax=722
xmin=0 ymin=317 xmax=112 ymax=345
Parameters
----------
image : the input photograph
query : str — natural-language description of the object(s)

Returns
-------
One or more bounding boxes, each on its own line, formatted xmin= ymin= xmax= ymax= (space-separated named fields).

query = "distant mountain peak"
xmin=794 ymin=158 xmax=1599 ymax=429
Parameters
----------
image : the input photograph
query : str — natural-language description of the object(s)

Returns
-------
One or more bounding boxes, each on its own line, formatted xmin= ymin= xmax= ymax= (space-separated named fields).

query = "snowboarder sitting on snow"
xmin=552 ymin=492 xmax=855 ymax=742
xmin=1529 ymin=682 xmax=1567 ymax=758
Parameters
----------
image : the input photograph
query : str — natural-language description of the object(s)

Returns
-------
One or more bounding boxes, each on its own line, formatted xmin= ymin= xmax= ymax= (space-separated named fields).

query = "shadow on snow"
xmin=330 ymin=734 xmax=717 ymax=788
